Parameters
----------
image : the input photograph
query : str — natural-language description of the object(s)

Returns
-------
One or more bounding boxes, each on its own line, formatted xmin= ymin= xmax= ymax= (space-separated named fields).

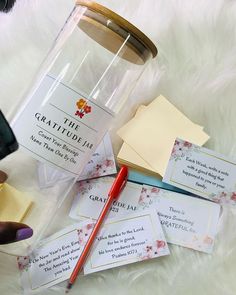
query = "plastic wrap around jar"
xmin=1 ymin=1 xmax=157 ymax=255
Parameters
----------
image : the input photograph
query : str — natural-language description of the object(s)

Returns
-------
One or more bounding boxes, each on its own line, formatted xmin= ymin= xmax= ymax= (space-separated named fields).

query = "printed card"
xmin=19 ymin=210 xmax=169 ymax=292
xmin=139 ymin=186 xmax=221 ymax=253
xmin=83 ymin=209 xmax=169 ymax=274
xmin=78 ymin=132 xmax=116 ymax=180
xmin=19 ymin=222 xmax=94 ymax=293
xmin=163 ymin=138 xmax=236 ymax=205
xmin=37 ymin=132 xmax=116 ymax=188
xmin=69 ymin=177 xmax=142 ymax=221
xmin=68 ymin=177 xmax=221 ymax=253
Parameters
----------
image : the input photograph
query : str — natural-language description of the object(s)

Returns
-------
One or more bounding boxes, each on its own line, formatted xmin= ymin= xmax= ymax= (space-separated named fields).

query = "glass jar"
xmin=1 ymin=0 xmax=157 ymax=255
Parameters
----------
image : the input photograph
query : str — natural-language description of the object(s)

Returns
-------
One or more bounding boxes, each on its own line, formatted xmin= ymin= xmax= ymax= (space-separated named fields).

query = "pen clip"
xmin=109 ymin=166 xmax=128 ymax=200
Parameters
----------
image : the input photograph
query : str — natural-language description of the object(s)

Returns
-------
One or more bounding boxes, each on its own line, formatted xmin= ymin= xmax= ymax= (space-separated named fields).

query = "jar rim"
xmin=76 ymin=0 xmax=157 ymax=59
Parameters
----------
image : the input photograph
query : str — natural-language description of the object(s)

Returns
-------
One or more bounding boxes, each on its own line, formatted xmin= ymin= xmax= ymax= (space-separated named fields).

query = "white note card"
xmin=139 ymin=186 xmax=221 ymax=253
xmin=84 ymin=209 xmax=169 ymax=274
xmin=69 ymin=177 xmax=142 ymax=221
xmin=19 ymin=222 xmax=94 ymax=293
xmin=68 ymin=177 xmax=221 ymax=253
xmin=163 ymin=138 xmax=236 ymax=205
xmin=19 ymin=210 xmax=169 ymax=292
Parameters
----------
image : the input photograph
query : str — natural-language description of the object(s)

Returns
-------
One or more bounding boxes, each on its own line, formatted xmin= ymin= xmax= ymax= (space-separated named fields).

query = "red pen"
xmin=66 ymin=166 xmax=128 ymax=292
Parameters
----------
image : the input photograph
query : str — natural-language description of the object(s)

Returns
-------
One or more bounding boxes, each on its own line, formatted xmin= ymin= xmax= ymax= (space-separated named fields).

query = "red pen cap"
xmin=108 ymin=166 xmax=128 ymax=199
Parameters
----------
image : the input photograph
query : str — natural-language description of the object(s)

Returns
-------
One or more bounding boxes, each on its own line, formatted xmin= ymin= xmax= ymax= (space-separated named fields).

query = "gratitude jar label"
xmin=12 ymin=75 xmax=114 ymax=176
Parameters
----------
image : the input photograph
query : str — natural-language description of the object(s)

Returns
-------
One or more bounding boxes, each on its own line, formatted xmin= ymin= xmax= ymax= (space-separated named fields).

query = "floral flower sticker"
xmin=75 ymin=98 xmax=92 ymax=118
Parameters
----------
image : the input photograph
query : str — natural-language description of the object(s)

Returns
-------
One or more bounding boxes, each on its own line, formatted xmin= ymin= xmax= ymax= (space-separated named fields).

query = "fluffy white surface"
xmin=1 ymin=0 xmax=236 ymax=294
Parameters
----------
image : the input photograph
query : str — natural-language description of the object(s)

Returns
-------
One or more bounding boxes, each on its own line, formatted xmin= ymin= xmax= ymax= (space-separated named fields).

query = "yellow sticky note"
xmin=117 ymin=95 xmax=209 ymax=177
xmin=117 ymin=142 xmax=160 ymax=176
xmin=0 ymin=183 xmax=32 ymax=222
xmin=118 ymin=103 xmax=204 ymax=176
xmin=135 ymin=105 xmax=147 ymax=116
xmin=117 ymin=105 xmax=159 ymax=175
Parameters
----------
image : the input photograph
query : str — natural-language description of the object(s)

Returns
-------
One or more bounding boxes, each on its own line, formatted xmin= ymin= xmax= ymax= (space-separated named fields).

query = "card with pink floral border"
xmin=138 ymin=186 xmax=221 ymax=253
xmin=69 ymin=177 xmax=142 ymax=221
xmin=83 ymin=209 xmax=169 ymax=275
xmin=163 ymin=138 xmax=236 ymax=205
xmin=19 ymin=221 xmax=95 ymax=293
xmin=19 ymin=210 xmax=169 ymax=292
xmin=78 ymin=132 xmax=116 ymax=180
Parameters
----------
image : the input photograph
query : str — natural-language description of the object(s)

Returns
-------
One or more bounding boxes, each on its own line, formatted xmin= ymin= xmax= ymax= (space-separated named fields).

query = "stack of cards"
xmin=117 ymin=95 xmax=209 ymax=177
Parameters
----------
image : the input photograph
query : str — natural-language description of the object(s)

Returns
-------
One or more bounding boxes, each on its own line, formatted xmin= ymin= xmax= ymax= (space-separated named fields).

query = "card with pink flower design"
xmin=78 ymin=132 xmax=116 ymax=180
xmin=163 ymin=138 xmax=236 ymax=205
xmin=19 ymin=221 xmax=95 ymax=293
xmin=69 ymin=177 xmax=142 ymax=221
xmin=138 ymin=186 xmax=221 ymax=253
xmin=37 ymin=132 xmax=116 ymax=189
xmin=83 ymin=209 xmax=169 ymax=275
xmin=19 ymin=210 xmax=169 ymax=292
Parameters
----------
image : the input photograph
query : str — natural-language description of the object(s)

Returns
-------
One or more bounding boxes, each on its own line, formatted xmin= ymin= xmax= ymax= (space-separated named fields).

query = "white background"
xmin=0 ymin=0 xmax=236 ymax=295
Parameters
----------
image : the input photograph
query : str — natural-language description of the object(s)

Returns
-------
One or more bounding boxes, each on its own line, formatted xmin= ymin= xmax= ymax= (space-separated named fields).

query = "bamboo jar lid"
xmin=76 ymin=0 xmax=157 ymax=65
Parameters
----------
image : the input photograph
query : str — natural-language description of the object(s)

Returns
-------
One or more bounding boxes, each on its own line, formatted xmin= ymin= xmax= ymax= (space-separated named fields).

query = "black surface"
xmin=0 ymin=110 xmax=18 ymax=160
xmin=0 ymin=0 xmax=16 ymax=12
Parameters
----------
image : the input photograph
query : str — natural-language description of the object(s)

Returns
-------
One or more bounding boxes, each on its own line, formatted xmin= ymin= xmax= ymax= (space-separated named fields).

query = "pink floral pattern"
xmin=76 ymin=175 xmax=115 ymax=196
xmin=86 ymin=158 xmax=115 ymax=179
xmin=151 ymin=187 xmax=160 ymax=194
xmin=189 ymin=235 xmax=214 ymax=253
xmin=76 ymin=179 xmax=94 ymax=195
xmin=156 ymin=240 xmax=166 ymax=249
xmin=138 ymin=240 xmax=168 ymax=260
xmin=77 ymin=223 xmax=95 ymax=245
xmin=138 ymin=188 xmax=152 ymax=209
xmin=79 ymin=157 xmax=115 ymax=180
xmin=171 ymin=139 xmax=199 ymax=161
xmin=17 ymin=256 xmax=30 ymax=271
xmin=210 ymin=189 xmax=236 ymax=205
xmin=231 ymin=192 xmax=236 ymax=201
xmin=203 ymin=236 xmax=213 ymax=245
xmin=138 ymin=187 xmax=160 ymax=209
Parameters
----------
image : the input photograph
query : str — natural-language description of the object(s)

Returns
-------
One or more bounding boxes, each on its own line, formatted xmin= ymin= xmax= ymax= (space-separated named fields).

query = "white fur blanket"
xmin=1 ymin=0 xmax=236 ymax=294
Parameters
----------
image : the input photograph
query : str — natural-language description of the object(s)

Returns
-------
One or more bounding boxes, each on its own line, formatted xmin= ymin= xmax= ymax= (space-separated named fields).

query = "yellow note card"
xmin=117 ymin=103 xmax=204 ymax=176
xmin=0 ymin=183 xmax=32 ymax=222
xmin=117 ymin=142 xmax=159 ymax=175
xmin=117 ymin=104 xmax=159 ymax=176
xmin=117 ymin=95 xmax=209 ymax=177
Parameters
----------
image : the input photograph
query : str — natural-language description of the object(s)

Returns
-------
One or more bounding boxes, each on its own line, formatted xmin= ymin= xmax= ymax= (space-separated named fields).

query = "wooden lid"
xmin=76 ymin=1 xmax=157 ymax=64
